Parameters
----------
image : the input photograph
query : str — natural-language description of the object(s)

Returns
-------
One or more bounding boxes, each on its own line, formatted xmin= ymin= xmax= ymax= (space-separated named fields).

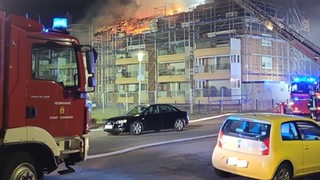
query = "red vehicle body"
xmin=0 ymin=12 xmax=97 ymax=179
xmin=289 ymin=77 xmax=320 ymax=116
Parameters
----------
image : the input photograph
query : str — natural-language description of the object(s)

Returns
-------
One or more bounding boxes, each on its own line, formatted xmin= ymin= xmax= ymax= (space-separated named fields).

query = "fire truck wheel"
xmin=0 ymin=151 xmax=43 ymax=180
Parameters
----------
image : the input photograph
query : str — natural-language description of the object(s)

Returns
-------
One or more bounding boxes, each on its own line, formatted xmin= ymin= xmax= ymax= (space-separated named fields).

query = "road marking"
xmin=189 ymin=113 xmax=232 ymax=123
xmin=88 ymin=134 xmax=218 ymax=160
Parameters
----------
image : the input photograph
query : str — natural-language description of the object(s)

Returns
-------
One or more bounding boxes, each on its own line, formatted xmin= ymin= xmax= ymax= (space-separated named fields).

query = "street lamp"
xmin=137 ymin=52 xmax=144 ymax=105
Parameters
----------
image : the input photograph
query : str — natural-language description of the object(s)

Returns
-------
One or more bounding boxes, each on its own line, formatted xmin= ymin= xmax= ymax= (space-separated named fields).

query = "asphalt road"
xmin=46 ymin=136 xmax=251 ymax=180
xmin=45 ymin=114 xmax=320 ymax=179
xmin=87 ymin=114 xmax=227 ymax=156
xmin=45 ymin=114 xmax=233 ymax=179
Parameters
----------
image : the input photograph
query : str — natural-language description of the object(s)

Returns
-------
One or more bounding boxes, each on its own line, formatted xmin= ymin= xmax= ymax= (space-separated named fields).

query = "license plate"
xmin=226 ymin=157 xmax=248 ymax=168
xmin=104 ymin=124 xmax=113 ymax=130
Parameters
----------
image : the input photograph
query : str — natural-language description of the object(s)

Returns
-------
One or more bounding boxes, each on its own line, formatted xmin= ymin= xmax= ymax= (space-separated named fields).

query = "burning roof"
xmin=94 ymin=16 xmax=158 ymax=36
xmin=93 ymin=1 xmax=210 ymax=37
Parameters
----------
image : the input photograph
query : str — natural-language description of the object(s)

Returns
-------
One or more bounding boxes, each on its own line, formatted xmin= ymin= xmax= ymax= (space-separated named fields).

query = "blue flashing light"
xmin=293 ymin=77 xmax=300 ymax=82
xmin=52 ymin=18 xmax=67 ymax=29
xmin=309 ymin=77 xmax=315 ymax=82
xmin=292 ymin=76 xmax=317 ymax=83
xmin=293 ymin=97 xmax=299 ymax=101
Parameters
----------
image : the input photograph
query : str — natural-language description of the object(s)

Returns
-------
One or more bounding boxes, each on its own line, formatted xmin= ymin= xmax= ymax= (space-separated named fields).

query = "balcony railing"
xmin=158 ymin=90 xmax=186 ymax=97
xmin=159 ymin=68 xmax=185 ymax=76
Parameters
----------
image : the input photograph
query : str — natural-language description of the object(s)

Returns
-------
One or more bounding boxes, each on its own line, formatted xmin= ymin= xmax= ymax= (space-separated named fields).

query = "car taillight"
xmin=218 ymin=131 xmax=224 ymax=148
xmin=261 ymin=137 xmax=270 ymax=155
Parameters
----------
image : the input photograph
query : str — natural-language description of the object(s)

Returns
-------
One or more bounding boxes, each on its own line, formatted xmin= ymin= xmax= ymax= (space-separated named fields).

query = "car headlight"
xmin=116 ymin=119 xmax=127 ymax=124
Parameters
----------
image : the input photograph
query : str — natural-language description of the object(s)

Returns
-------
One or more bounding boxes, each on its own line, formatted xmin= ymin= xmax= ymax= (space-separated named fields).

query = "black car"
xmin=103 ymin=104 xmax=189 ymax=135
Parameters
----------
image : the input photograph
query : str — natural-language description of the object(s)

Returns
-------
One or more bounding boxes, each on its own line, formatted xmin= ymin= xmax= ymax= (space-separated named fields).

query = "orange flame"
xmin=95 ymin=5 xmax=184 ymax=36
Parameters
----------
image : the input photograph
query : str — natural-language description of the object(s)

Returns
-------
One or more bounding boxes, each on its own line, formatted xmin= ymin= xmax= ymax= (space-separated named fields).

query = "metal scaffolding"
xmin=80 ymin=0 xmax=313 ymax=112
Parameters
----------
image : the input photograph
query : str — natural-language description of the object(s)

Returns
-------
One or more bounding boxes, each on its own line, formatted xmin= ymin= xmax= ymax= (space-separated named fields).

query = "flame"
xmin=95 ymin=16 xmax=157 ymax=36
xmin=166 ymin=5 xmax=184 ymax=16
xmin=94 ymin=3 xmax=185 ymax=36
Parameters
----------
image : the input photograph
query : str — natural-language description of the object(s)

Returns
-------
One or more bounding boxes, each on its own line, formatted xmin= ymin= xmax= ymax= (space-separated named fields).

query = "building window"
xmin=159 ymin=62 xmax=185 ymax=76
xmin=217 ymin=56 xmax=230 ymax=69
xmin=262 ymin=39 xmax=272 ymax=47
xmin=231 ymin=79 xmax=241 ymax=89
xmin=195 ymin=80 xmax=205 ymax=89
xmin=195 ymin=57 xmax=204 ymax=66
xmin=261 ymin=56 xmax=273 ymax=69
xmin=230 ymin=54 xmax=240 ymax=63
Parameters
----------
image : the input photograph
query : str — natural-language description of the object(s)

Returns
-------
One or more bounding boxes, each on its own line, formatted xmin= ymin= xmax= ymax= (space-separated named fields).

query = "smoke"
xmin=78 ymin=0 xmax=138 ymax=27
xmin=78 ymin=0 xmax=211 ymax=28
xmin=80 ymin=0 xmax=320 ymax=46
xmin=264 ymin=0 xmax=320 ymax=46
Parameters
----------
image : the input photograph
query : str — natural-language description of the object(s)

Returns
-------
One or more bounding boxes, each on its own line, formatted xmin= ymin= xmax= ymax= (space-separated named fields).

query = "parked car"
xmin=212 ymin=113 xmax=320 ymax=180
xmin=103 ymin=104 xmax=189 ymax=135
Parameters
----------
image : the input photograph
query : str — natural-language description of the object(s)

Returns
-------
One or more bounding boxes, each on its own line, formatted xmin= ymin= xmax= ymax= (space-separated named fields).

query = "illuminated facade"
xmin=90 ymin=0 xmax=311 ymax=110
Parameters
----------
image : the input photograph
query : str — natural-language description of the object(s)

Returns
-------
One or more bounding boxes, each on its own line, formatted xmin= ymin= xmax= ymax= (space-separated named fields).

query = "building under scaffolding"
xmin=88 ymin=0 xmax=313 ymax=113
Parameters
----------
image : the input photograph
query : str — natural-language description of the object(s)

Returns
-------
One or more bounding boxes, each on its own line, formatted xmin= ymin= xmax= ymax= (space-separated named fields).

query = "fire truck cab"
xmin=0 ymin=12 xmax=97 ymax=179
xmin=289 ymin=76 xmax=320 ymax=118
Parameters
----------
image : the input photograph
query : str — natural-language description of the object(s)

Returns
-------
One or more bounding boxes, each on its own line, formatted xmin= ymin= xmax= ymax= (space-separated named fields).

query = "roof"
xmin=227 ymin=113 xmax=313 ymax=124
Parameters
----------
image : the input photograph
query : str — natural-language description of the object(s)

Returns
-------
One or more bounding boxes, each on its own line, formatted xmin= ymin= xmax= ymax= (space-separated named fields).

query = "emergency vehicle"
xmin=232 ymin=0 xmax=320 ymax=118
xmin=289 ymin=76 xmax=320 ymax=116
xmin=0 ymin=11 xmax=97 ymax=179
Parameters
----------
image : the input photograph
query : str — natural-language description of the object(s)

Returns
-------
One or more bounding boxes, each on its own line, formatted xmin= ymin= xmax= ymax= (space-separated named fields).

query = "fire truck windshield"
xmin=32 ymin=43 xmax=78 ymax=87
xmin=291 ymin=82 xmax=316 ymax=94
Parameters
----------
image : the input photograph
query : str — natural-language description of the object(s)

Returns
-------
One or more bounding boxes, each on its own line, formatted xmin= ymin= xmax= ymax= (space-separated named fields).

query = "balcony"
xmin=157 ymin=90 xmax=187 ymax=103
xmin=158 ymin=53 xmax=185 ymax=62
xmin=158 ymin=68 xmax=190 ymax=83
xmin=194 ymin=65 xmax=230 ymax=80
xmin=194 ymin=46 xmax=230 ymax=57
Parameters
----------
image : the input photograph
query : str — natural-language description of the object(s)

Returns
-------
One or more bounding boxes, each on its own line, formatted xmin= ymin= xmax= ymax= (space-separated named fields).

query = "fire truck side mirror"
xmin=92 ymin=48 xmax=98 ymax=63
xmin=85 ymin=49 xmax=97 ymax=74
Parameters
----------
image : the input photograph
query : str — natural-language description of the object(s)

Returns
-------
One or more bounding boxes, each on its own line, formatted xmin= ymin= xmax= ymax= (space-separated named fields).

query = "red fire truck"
xmin=233 ymin=0 xmax=320 ymax=118
xmin=289 ymin=76 xmax=320 ymax=117
xmin=0 ymin=11 xmax=97 ymax=179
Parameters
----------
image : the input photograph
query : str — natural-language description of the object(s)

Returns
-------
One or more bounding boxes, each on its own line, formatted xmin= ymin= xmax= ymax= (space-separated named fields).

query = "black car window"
xmin=296 ymin=121 xmax=320 ymax=140
xmin=154 ymin=106 xmax=160 ymax=114
xmin=144 ymin=106 xmax=159 ymax=115
xmin=150 ymin=106 xmax=159 ymax=114
xmin=144 ymin=106 xmax=152 ymax=115
xmin=169 ymin=105 xmax=179 ymax=112
xmin=125 ymin=106 xmax=146 ymax=116
xmin=159 ymin=105 xmax=171 ymax=113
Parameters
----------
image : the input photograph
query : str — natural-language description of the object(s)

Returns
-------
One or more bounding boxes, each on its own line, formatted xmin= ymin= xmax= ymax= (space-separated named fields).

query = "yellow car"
xmin=212 ymin=113 xmax=320 ymax=180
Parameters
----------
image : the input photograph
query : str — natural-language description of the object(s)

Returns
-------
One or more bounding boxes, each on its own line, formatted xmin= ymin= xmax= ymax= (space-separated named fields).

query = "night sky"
xmin=0 ymin=0 xmax=319 ymax=25
xmin=0 ymin=0 xmax=319 ymax=44
xmin=0 ymin=0 xmax=101 ymax=27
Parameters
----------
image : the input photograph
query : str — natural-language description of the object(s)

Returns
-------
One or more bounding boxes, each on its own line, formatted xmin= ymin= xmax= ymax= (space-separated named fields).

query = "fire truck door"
xmin=26 ymin=42 xmax=85 ymax=137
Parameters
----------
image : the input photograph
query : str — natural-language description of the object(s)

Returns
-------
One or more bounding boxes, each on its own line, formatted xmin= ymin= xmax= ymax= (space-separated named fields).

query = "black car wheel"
xmin=273 ymin=163 xmax=292 ymax=180
xmin=130 ymin=121 xmax=143 ymax=135
xmin=174 ymin=119 xmax=185 ymax=131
